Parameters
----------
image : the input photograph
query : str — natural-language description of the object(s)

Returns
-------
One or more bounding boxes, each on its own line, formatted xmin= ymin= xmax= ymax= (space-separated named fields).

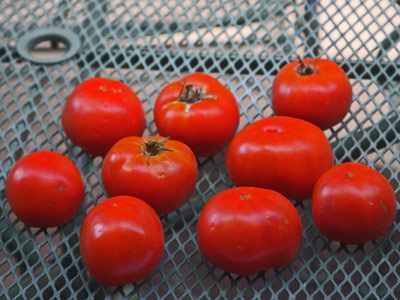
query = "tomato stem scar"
xmin=141 ymin=137 xmax=173 ymax=164
xmin=240 ymin=194 xmax=251 ymax=200
xmin=178 ymin=81 xmax=217 ymax=104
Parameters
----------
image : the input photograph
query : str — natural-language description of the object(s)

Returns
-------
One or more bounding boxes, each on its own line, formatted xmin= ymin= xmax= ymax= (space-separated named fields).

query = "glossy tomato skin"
xmin=5 ymin=151 xmax=85 ymax=228
xmin=62 ymin=78 xmax=146 ymax=157
xmin=271 ymin=58 xmax=352 ymax=130
xmin=226 ymin=116 xmax=334 ymax=201
xmin=101 ymin=136 xmax=198 ymax=215
xmin=80 ymin=196 xmax=164 ymax=286
xmin=312 ymin=163 xmax=396 ymax=244
xmin=154 ymin=73 xmax=240 ymax=157
xmin=197 ymin=187 xmax=302 ymax=275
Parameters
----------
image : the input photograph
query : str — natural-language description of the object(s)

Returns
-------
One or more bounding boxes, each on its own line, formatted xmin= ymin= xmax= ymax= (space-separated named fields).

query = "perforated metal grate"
xmin=1 ymin=0 xmax=400 ymax=299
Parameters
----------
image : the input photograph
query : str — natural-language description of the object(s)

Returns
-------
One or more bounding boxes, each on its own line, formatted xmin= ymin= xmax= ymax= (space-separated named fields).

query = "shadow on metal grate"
xmin=1 ymin=0 xmax=400 ymax=299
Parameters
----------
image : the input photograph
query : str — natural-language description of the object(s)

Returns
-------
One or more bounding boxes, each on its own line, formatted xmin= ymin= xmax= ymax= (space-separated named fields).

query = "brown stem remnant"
xmin=296 ymin=55 xmax=319 ymax=76
xmin=178 ymin=82 xmax=218 ymax=104
xmin=141 ymin=137 xmax=172 ymax=164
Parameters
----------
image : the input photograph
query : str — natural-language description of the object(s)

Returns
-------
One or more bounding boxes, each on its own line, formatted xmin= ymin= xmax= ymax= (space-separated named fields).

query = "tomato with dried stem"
xmin=271 ymin=57 xmax=352 ymax=130
xmin=154 ymin=73 xmax=240 ymax=157
xmin=101 ymin=136 xmax=198 ymax=215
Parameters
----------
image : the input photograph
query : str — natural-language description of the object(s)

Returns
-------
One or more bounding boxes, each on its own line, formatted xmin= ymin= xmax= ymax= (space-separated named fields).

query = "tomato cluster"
xmin=4 ymin=61 xmax=397 ymax=286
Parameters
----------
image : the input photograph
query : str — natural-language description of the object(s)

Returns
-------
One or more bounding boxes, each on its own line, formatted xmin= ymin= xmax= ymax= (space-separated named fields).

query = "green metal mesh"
xmin=1 ymin=0 xmax=400 ymax=299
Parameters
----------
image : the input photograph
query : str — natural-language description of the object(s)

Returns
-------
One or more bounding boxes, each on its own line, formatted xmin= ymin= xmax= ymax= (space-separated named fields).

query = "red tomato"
xmin=197 ymin=187 xmax=302 ymax=275
xmin=101 ymin=136 xmax=198 ymax=215
xmin=5 ymin=151 xmax=85 ymax=228
xmin=312 ymin=162 xmax=397 ymax=244
xmin=226 ymin=116 xmax=334 ymax=201
xmin=271 ymin=58 xmax=352 ymax=130
xmin=79 ymin=196 xmax=164 ymax=286
xmin=62 ymin=78 xmax=146 ymax=157
xmin=154 ymin=73 xmax=240 ymax=157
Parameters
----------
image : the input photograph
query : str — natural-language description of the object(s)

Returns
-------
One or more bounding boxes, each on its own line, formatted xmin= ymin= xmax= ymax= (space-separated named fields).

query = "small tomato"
xmin=62 ymin=78 xmax=146 ymax=156
xmin=271 ymin=58 xmax=352 ymax=130
xmin=197 ymin=187 xmax=302 ymax=275
xmin=5 ymin=151 xmax=85 ymax=228
xmin=312 ymin=162 xmax=396 ymax=244
xmin=80 ymin=196 xmax=164 ymax=285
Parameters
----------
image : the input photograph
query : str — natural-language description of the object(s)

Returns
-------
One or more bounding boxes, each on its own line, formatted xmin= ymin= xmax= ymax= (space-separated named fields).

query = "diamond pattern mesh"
xmin=1 ymin=0 xmax=400 ymax=299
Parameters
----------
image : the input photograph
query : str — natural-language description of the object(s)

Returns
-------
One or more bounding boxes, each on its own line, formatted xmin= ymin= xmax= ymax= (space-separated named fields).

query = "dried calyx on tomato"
xmin=154 ymin=73 xmax=240 ymax=157
xmin=178 ymin=82 xmax=217 ymax=103
xmin=141 ymin=137 xmax=172 ymax=163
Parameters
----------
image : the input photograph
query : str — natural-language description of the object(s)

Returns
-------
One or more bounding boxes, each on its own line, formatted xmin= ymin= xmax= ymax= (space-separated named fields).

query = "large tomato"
xmin=80 ymin=196 xmax=164 ymax=286
xmin=5 ymin=151 xmax=85 ymax=228
xmin=101 ymin=136 xmax=198 ymax=215
xmin=154 ymin=73 xmax=240 ymax=157
xmin=62 ymin=78 xmax=146 ymax=157
xmin=226 ymin=116 xmax=334 ymax=201
xmin=271 ymin=58 xmax=352 ymax=130
xmin=312 ymin=162 xmax=397 ymax=244
xmin=197 ymin=187 xmax=302 ymax=275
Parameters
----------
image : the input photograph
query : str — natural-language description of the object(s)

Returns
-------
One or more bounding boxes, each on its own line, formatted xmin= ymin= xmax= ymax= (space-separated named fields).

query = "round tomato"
xmin=197 ymin=187 xmax=302 ymax=275
xmin=271 ymin=57 xmax=352 ymax=130
xmin=312 ymin=162 xmax=397 ymax=244
xmin=101 ymin=136 xmax=198 ymax=215
xmin=154 ymin=73 xmax=240 ymax=157
xmin=5 ymin=151 xmax=85 ymax=228
xmin=226 ymin=116 xmax=334 ymax=201
xmin=79 ymin=196 xmax=164 ymax=286
xmin=62 ymin=78 xmax=146 ymax=157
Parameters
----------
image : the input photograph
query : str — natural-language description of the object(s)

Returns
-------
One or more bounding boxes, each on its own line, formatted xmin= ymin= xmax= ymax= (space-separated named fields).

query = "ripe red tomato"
xmin=101 ymin=136 xmax=198 ymax=215
xmin=5 ymin=151 xmax=85 ymax=228
xmin=271 ymin=58 xmax=352 ymax=130
xmin=197 ymin=187 xmax=302 ymax=275
xmin=312 ymin=162 xmax=397 ymax=244
xmin=62 ymin=78 xmax=146 ymax=157
xmin=226 ymin=116 xmax=334 ymax=201
xmin=154 ymin=73 xmax=240 ymax=157
xmin=79 ymin=195 xmax=164 ymax=286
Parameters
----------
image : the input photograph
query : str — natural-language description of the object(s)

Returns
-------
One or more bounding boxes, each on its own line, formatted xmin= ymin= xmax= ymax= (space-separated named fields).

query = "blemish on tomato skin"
xmin=111 ymin=88 xmax=122 ymax=93
xmin=184 ymin=103 xmax=192 ymax=114
xmin=56 ymin=184 xmax=64 ymax=191
xmin=346 ymin=173 xmax=354 ymax=178
xmin=379 ymin=199 xmax=387 ymax=214
xmin=210 ymin=224 xmax=215 ymax=231
xmin=99 ymin=86 xmax=107 ymax=92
